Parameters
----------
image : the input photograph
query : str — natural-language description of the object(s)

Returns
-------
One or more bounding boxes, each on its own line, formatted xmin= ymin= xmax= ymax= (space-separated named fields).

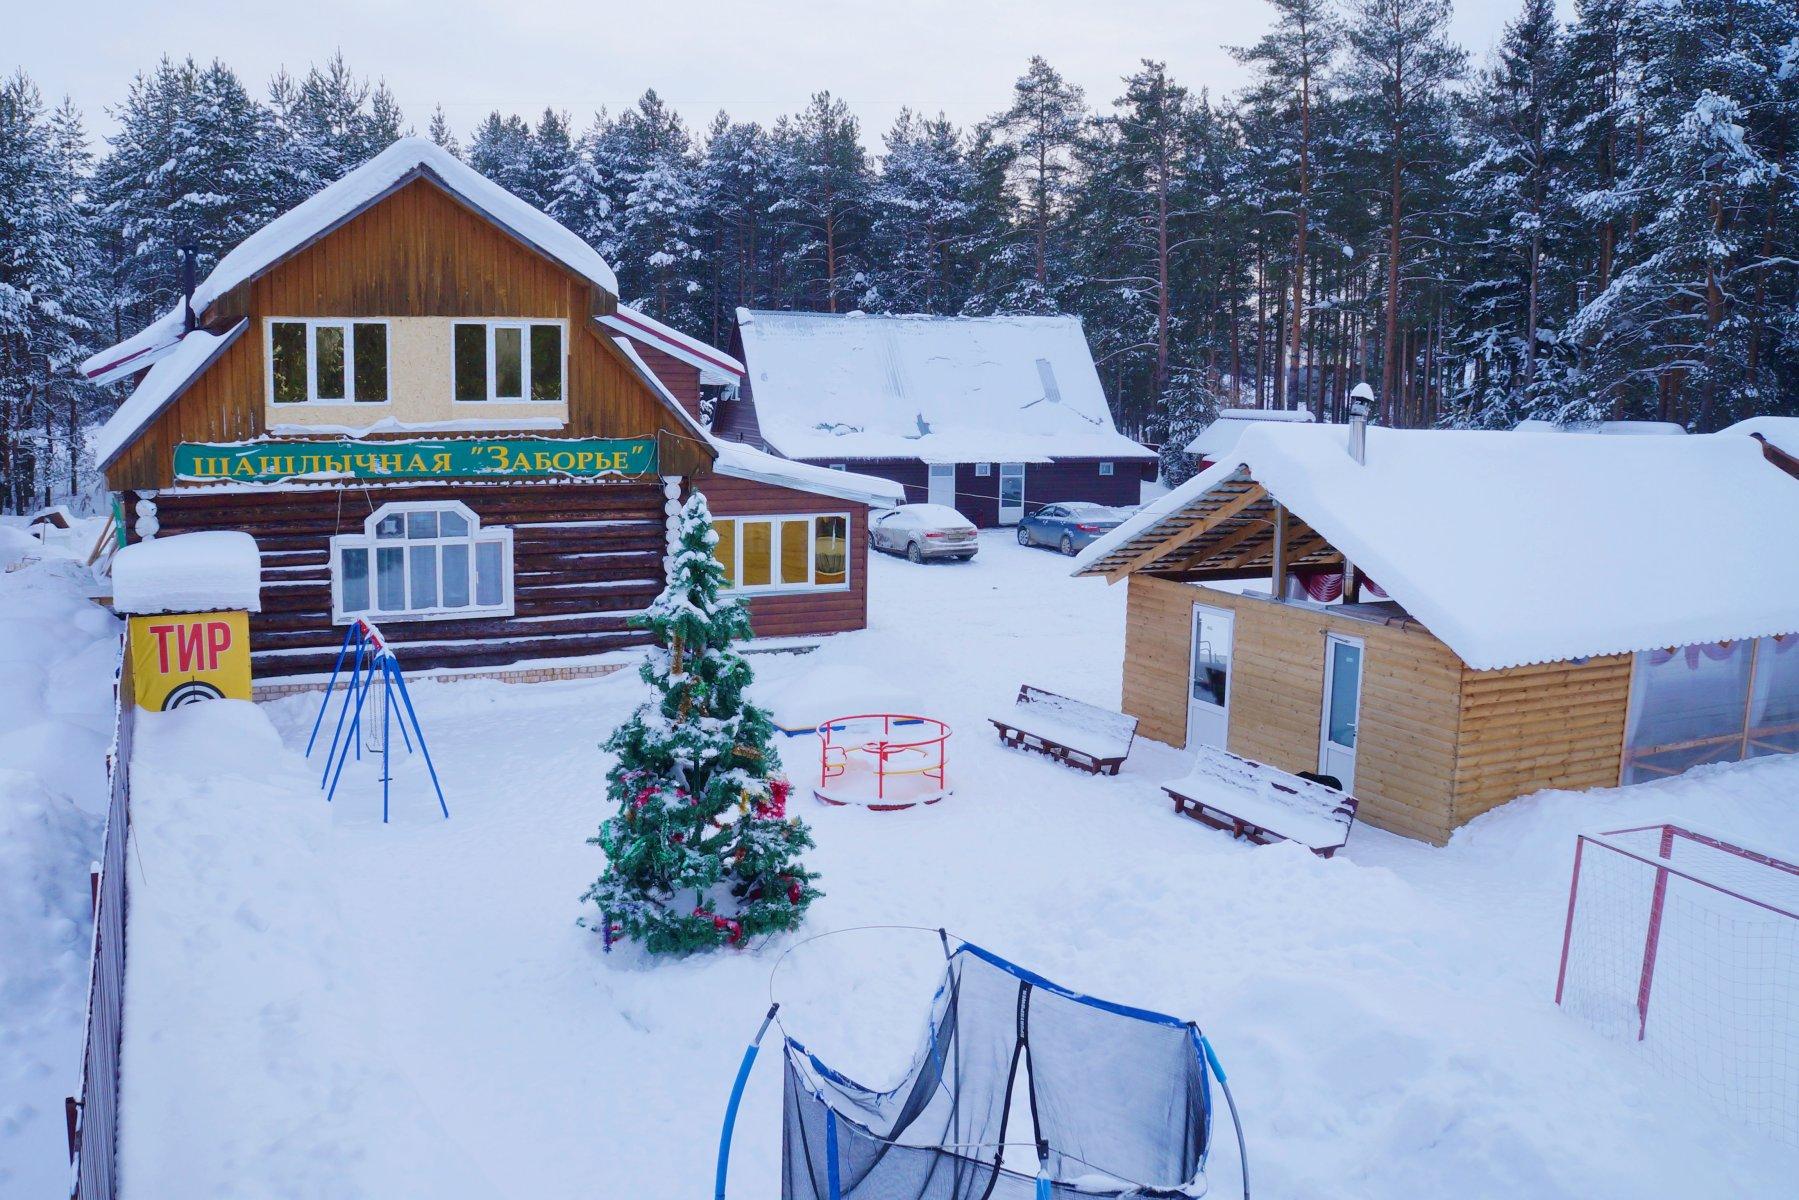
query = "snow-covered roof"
xmin=709 ymin=439 xmax=905 ymax=508
xmin=1513 ymin=418 xmax=1688 ymax=436
xmin=600 ymin=305 xmax=743 ymax=386
xmin=113 ymin=530 xmax=262 ymax=614
xmin=1720 ymin=415 xmax=1799 ymax=457
xmin=93 ymin=321 xmax=248 ymax=469
xmin=82 ymin=137 xmax=621 ymax=384
xmin=1185 ymin=408 xmax=1319 ymax=458
xmin=735 ymin=309 xmax=1154 ymax=464
xmin=1074 ymin=424 xmax=1799 ymax=670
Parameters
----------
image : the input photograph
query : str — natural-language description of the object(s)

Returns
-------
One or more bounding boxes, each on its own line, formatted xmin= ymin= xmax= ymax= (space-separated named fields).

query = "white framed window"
xmin=452 ymin=319 xmax=566 ymax=403
xmin=1099 ymin=461 xmax=1115 ymax=476
xmin=974 ymin=463 xmax=992 ymax=477
xmin=330 ymin=501 xmax=513 ymax=623
xmin=268 ymin=318 xmax=390 ymax=405
xmin=711 ymin=513 xmax=850 ymax=594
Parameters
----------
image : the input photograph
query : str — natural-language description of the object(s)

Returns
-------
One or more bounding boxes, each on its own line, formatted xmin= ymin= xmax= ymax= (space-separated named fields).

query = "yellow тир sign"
xmin=128 ymin=611 xmax=252 ymax=710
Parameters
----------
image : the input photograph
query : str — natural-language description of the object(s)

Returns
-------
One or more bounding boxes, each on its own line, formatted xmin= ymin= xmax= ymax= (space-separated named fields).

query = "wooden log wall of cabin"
xmin=143 ymin=480 xmax=668 ymax=676
xmin=104 ymin=175 xmax=710 ymax=492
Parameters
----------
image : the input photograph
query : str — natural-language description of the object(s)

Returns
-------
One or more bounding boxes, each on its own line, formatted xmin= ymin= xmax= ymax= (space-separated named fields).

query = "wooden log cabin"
xmin=716 ymin=309 xmax=1156 ymax=527
xmin=83 ymin=138 xmax=901 ymax=682
xmin=1073 ymin=419 xmax=1799 ymax=845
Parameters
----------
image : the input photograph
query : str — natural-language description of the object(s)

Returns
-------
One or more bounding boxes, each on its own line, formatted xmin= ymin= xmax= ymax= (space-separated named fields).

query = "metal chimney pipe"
xmin=1346 ymin=381 xmax=1375 ymax=464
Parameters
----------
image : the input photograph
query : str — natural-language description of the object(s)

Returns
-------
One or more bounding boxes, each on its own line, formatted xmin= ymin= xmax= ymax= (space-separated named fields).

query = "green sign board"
xmin=173 ymin=437 xmax=657 ymax=483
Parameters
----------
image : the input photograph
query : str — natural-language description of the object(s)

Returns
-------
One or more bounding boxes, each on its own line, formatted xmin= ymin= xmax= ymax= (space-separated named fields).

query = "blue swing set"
xmin=304 ymin=618 xmax=448 ymax=823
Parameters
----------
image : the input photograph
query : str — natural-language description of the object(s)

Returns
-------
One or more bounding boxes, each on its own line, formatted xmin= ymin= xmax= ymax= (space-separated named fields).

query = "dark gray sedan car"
xmin=1015 ymin=502 xmax=1131 ymax=555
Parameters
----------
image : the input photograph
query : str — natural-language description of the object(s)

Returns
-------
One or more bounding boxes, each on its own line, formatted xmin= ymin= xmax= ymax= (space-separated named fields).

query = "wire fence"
xmin=69 ymin=640 xmax=132 ymax=1199
xmin=1556 ymin=824 xmax=1799 ymax=1146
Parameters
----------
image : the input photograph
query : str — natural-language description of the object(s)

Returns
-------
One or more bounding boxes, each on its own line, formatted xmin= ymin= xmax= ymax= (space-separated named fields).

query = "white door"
xmin=927 ymin=464 xmax=956 ymax=508
xmin=998 ymin=463 xmax=1025 ymax=525
xmin=1187 ymin=605 xmax=1235 ymax=749
xmin=1318 ymin=634 xmax=1365 ymax=791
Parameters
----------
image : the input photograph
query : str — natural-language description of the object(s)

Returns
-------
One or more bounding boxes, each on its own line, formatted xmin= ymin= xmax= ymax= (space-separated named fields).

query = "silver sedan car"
xmin=869 ymin=504 xmax=979 ymax=563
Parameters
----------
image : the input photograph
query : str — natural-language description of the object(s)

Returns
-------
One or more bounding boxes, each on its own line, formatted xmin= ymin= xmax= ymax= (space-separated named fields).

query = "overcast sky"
xmin=15 ymin=0 xmax=1541 ymax=148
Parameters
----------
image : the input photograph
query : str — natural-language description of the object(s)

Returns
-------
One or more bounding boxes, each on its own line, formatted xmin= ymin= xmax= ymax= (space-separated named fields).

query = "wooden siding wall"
xmin=141 ymin=480 xmax=666 ymax=677
xmin=1451 ymin=656 xmax=1632 ymax=824
xmin=1123 ymin=576 xmax=1467 ymax=844
xmin=107 ymin=177 xmax=707 ymax=490
xmin=635 ymin=344 xmax=705 ymax=423
xmin=694 ymin=474 xmax=870 ymax=638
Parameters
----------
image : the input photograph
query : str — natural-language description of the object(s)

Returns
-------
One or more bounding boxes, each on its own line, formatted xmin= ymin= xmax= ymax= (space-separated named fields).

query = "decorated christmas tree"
xmin=583 ymin=493 xmax=820 ymax=954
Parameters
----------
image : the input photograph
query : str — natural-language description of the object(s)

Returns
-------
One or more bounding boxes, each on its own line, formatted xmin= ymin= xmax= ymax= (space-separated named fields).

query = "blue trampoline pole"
xmin=714 ymin=1002 xmax=780 ymax=1200
xmin=1201 ymin=1035 xmax=1250 ymax=1200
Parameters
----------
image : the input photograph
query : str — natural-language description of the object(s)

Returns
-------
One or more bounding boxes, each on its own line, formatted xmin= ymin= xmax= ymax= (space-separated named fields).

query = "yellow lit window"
xmin=741 ymin=521 xmax=773 ymax=587
xmin=814 ymin=516 xmax=847 ymax=585
xmin=713 ymin=519 xmax=737 ymax=587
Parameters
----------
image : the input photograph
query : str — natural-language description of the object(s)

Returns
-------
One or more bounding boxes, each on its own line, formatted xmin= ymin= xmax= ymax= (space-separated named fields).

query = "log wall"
xmin=1123 ymin=576 xmax=1467 ymax=844
xmin=140 ymin=480 xmax=667 ymax=677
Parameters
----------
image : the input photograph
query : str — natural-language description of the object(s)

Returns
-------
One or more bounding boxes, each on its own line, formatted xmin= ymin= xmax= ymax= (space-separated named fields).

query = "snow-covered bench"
xmin=1161 ymin=746 xmax=1358 ymax=857
xmin=989 ymin=685 xmax=1137 ymax=776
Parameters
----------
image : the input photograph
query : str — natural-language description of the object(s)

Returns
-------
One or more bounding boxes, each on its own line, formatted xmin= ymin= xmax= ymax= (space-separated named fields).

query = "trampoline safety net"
xmin=782 ymin=944 xmax=1213 ymax=1199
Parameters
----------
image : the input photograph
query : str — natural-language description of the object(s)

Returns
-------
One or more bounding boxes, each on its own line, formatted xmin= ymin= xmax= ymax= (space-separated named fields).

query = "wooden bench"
xmin=1161 ymin=746 xmax=1358 ymax=857
xmin=989 ymin=685 xmax=1138 ymax=776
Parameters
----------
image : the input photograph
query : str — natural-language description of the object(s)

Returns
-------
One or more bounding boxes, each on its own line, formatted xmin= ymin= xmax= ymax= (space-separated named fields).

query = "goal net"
xmin=1555 ymin=824 xmax=1799 ymax=1146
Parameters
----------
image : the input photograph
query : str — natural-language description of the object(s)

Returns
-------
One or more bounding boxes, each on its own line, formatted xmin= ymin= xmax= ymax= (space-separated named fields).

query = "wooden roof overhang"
xmin=1075 ymin=467 xmax=1344 ymax=584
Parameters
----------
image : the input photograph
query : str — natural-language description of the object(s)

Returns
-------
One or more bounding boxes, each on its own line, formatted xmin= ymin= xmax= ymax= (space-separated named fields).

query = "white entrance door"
xmin=1319 ymin=634 xmax=1365 ymax=790
xmin=1187 ymin=605 xmax=1235 ymax=749
xmin=927 ymin=464 xmax=956 ymax=508
xmin=998 ymin=462 xmax=1026 ymax=525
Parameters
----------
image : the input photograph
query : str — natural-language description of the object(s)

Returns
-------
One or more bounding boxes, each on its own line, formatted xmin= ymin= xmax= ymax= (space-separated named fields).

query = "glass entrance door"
xmin=1187 ymin=605 xmax=1235 ymax=749
xmin=1318 ymin=634 xmax=1364 ymax=791
xmin=927 ymin=463 xmax=956 ymax=508
xmin=998 ymin=463 xmax=1025 ymax=525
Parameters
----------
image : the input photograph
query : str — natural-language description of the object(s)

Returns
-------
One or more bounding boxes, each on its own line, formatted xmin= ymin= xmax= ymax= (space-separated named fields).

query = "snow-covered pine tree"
xmin=864 ymin=110 xmax=977 ymax=314
xmin=426 ymin=105 xmax=461 ymax=157
xmin=268 ymin=53 xmax=401 ymax=208
xmin=612 ymin=96 xmax=704 ymax=327
xmin=1568 ymin=0 xmax=1799 ymax=427
xmin=768 ymin=92 xmax=871 ymax=313
xmin=987 ymin=57 xmax=1088 ymax=313
xmin=693 ymin=114 xmax=776 ymax=344
xmin=1450 ymin=0 xmax=1572 ymax=427
xmin=552 ymin=109 xmax=623 ymax=262
xmin=583 ymin=494 xmax=820 ymax=956
xmin=527 ymin=109 xmax=577 ymax=214
xmin=96 ymin=58 xmax=284 ymax=334
xmin=468 ymin=111 xmax=539 ymax=204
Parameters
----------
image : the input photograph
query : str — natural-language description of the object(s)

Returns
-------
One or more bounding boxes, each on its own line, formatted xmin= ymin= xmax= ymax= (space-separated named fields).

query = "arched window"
xmin=330 ymin=501 xmax=512 ymax=622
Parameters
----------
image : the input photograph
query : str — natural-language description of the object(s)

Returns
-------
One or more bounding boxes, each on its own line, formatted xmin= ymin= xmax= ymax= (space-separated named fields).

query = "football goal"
xmin=1555 ymin=823 xmax=1799 ymax=1146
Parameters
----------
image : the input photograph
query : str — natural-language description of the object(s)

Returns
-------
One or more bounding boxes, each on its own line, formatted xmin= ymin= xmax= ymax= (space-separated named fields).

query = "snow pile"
xmin=736 ymin=309 xmax=1155 ymax=463
xmin=1079 ymin=424 xmax=1799 ymax=669
xmin=112 ymin=530 xmax=262 ymax=615
xmin=100 ymin=533 xmax=1799 ymax=1196
xmin=0 ymin=536 xmax=120 ymax=1196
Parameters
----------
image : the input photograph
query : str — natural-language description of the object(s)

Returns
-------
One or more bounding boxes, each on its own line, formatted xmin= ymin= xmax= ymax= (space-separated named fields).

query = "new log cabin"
xmin=84 ymin=138 xmax=901 ymax=681
xmin=716 ymin=310 xmax=1156 ymax=527
xmin=1072 ymin=420 xmax=1799 ymax=845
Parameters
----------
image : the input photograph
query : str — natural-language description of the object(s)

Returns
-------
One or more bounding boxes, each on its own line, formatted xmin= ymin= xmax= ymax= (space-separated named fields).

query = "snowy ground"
xmin=0 ymin=529 xmax=119 ymax=1198
xmin=100 ymin=531 xmax=1799 ymax=1196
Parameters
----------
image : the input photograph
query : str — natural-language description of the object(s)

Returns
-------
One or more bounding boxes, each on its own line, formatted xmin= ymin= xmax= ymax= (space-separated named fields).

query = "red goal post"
xmin=1555 ymin=823 xmax=1799 ymax=1146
